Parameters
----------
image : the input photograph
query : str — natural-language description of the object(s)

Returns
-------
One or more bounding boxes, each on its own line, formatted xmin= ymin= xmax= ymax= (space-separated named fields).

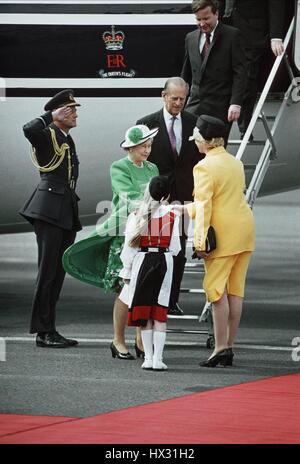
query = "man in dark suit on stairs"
xmin=19 ymin=90 xmax=82 ymax=348
xmin=218 ymin=0 xmax=285 ymax=138
xmin=181 ymin=0 xmax=247 ymax=145
xmin=136 ymin=77 xmax=201 ymax=315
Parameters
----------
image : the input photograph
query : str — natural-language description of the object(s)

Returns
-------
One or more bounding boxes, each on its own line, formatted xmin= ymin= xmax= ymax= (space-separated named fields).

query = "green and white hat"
xmin=120 ymin=125 xmax=159 ymax=148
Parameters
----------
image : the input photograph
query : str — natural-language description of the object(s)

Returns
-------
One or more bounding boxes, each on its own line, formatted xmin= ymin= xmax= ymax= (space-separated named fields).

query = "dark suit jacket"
xmin=136 ymin=109 xmax=201 ymax=203
xmin=218 ymin=0 xmax=285 ymax=48
xmin=19 ymin=112 xmax=81 ymax=231
xmin=181 ymin=22 xmax=246 ymax=121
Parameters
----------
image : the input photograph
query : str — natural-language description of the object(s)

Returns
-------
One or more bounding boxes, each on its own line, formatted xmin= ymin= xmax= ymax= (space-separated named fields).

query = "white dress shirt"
xmin=199 ymin=21 xmax=218 ymax=55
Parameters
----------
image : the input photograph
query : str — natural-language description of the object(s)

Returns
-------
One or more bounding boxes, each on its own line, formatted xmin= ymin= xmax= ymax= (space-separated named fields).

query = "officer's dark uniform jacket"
xmin=19 ymin=111 xmax=82 ymax=231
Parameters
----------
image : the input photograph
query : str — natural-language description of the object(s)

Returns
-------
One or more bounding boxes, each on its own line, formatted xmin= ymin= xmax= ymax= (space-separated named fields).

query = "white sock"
xmin=153 ymin=331 xmax=167 ymax=370
xmin=141 ymin=329 xmax=153 ymax=369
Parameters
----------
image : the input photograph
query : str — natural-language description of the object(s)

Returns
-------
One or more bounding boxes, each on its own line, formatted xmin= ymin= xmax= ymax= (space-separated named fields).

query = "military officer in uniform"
xmin=19 ymin=89 xmax=82 ymax=348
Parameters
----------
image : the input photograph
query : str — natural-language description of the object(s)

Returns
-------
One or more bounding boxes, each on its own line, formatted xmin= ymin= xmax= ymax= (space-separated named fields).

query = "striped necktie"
xmin=201 ymin=33 xmax=211 ymax=60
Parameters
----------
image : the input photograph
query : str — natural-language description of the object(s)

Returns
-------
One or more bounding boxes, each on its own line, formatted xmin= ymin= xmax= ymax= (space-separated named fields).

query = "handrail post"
xmin=259 ymin=111 xmax=277 ymax=159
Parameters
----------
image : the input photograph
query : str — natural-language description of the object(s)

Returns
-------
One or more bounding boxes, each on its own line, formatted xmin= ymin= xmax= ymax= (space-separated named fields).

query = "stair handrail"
xmin=236 ymin=18 xmax=295 ymax=161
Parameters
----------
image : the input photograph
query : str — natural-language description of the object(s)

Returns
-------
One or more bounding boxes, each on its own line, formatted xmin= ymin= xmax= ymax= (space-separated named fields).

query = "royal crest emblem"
xmin=102 ymin=25 xmax=125 ymax=51
xmin=99 ymin=25 xmax=135 ymax=78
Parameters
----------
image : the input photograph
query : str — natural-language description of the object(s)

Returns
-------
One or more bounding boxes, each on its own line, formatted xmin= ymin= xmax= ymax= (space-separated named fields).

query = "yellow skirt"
xmin=203 ymin=252 xmax=252 ymax=302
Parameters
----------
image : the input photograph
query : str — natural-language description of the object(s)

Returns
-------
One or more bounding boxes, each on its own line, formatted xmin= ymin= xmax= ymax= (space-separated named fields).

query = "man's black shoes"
xmin=168 ymin=303 xmax=184 ymax=316
xmin=53 ymin=331 xmax=78 ymax=347
xmin=36 ymin=331 xmax=78 ymax=348
xmin=36 ymin=332 xmax=68 ymax=348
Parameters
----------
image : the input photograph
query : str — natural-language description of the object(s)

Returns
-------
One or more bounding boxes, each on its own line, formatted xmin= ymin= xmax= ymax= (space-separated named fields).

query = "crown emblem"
xmin=102 ymin=25 xmax=125 ymax=50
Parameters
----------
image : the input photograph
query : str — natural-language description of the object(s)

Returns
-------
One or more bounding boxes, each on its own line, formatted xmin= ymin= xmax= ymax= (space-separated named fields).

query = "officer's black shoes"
xmin=53 ymin=331 xmax=79 ymax=347
xmin=168 ymin=303 xmax=184 ymax=316
xmin=36 ymin=331 xmax=78 ymax=348
xmin=36 ymin=332 xmax=68 ymax=348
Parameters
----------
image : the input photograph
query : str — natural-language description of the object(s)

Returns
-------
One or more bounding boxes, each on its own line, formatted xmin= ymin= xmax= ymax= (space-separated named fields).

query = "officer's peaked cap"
xmin=44 ymin=89 xmax=81 ymax=111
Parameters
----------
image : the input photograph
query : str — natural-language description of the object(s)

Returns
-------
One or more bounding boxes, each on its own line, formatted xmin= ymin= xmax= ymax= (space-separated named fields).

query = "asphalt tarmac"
xmin=0 ymin=190 xmax=299 ymax=418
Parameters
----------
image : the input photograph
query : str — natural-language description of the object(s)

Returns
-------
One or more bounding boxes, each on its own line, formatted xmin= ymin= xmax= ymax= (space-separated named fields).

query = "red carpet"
xmin=1 ymin=373 xmax=299 ymax=444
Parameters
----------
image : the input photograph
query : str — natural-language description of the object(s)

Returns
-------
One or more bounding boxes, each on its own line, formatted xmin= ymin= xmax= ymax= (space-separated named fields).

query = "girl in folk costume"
xmin=119 ymin=176 xmax=181 ymax=370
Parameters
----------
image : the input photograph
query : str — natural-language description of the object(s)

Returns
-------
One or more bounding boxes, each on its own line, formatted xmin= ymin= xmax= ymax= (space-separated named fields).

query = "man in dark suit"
xmin=19 ymin=89 xmax=82 ymax=348
xmin=181 ymin=0 xmax=247 ymax=144
xmin=136 ymin=77 xmax=201 ymax=315
xmin=218 ymin=0 xmax=285 ymax=138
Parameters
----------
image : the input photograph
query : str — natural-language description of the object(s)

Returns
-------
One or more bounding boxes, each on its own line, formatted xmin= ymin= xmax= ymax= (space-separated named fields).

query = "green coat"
xmin=62 ymin=157 xmax=159 ymax=291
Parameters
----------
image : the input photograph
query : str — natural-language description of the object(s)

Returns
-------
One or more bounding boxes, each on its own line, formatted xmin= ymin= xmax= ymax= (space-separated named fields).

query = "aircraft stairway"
xmin=167 ymin=18 xmax=299 ymax=348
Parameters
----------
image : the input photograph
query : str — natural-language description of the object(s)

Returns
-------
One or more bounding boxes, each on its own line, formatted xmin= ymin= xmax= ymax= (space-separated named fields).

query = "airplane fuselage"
xmin=0 ymin=1 xmax=298 ymax=233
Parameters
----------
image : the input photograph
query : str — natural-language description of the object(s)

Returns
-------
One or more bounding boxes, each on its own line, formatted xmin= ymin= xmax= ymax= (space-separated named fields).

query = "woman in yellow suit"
xmin=187 ymin=115 xmax=255 ymax=367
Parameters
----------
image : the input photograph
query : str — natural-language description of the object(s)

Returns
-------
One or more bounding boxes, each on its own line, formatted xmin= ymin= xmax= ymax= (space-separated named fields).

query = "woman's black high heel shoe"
xmin=220 ymin=347 xmax=234 ymax=366
xmin=110 ymin=342 xmax=135 ymax=360
xmin=199 ymin=348 xmax=229 ymax=368
xmin=134 ymin=342 xmax=145 ymax=359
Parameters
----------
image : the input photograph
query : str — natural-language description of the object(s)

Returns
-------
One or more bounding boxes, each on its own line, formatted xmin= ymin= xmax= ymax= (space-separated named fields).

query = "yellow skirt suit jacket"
xmin=187 ymin=146 xmax=255 ymax=258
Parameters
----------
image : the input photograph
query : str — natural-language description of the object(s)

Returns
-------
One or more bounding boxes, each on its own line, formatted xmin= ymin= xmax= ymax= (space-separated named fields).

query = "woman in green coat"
xmin=63 ymin=125 xmax=159 ymax=359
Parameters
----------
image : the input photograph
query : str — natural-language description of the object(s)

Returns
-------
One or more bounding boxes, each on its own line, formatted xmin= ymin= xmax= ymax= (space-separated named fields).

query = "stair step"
xmin=228 ymin=139 xmax=266 ymax=146
xmin=167 ymin=328 xmax=210 ymax=335
xmin=185 ymin=262 xmax=204 ymax=269
xmin=258 ymin=115 xmax=276 ymax=121
xmin=167 ymin=315 xmax=200 ymax=320
xmin=244 ymin=164 xmax=257 ymax=170
xmin=180 ymin=288 xmax=206 ymax=294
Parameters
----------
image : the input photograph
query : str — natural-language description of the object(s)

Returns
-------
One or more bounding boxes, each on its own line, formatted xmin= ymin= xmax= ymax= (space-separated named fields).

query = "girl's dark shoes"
xmin=110 ymin=342 xmax=135 ymax=360
xmin=199 ymin=348 xmax=231 ymax=368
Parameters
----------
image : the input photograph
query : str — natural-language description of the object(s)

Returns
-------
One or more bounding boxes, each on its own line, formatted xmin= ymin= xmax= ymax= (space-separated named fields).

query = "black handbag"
xmin=205 ymin=225 xmax=216 ymax=253
xmin=192 ymin=226 xmax=216 ymax=259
